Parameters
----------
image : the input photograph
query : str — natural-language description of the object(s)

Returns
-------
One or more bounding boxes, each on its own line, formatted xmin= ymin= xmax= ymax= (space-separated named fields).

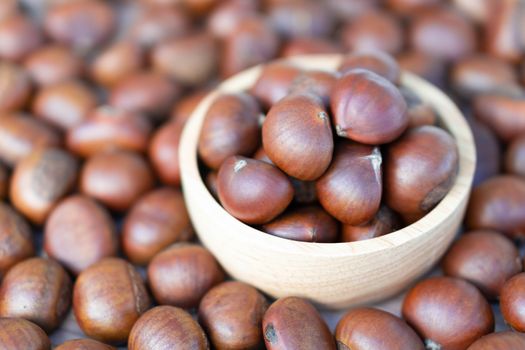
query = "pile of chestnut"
xmin=0 ymin=0 xmax=524 ymax=349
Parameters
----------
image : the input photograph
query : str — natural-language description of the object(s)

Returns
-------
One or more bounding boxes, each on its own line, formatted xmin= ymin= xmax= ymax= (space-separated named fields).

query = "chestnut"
xmin=55 ymin=339 xmax=115 ymax=350
xmin=452 ymin=0 xmax=492 ymax=24
xmin=263 ymin=297 xmax=336 ymax=350
xmin=44 ymin=0 xmax=115 ymax=52
xmin=485 ymin=0 xmax=522 ymax=63
xmin=339 ymin=50 xmax=400 ymax=83
xmin=32 ymin=80 xmax=98 ymax=130
xmin=326 ymin=0 xmax=381 ymax=20
xmin=402 ymin=276 xmax=494 ymax=350
xmin=170 ymin=89 xmax=209 ymax=127
xmin=206 ymin=0 xmax=258 ymax=39
xmin=152 ymin=32 xmax=218 ymax=87
xmin=0 ymin=318 xmax=50 ymax=350
xmin=335 ymin=307 xmax=424 ymax=350
xmin=397 ymin=50 xmax=447 ymax=88
xmin=280 ymin=38 xmax=342 ymax=58
xmin=0 ymin=203 xmax=34 ymax=279
xmin=288 ymin=70 xmax=337 ymax=107
xmin=148 ymin=121 xmax=183 ymax=186
xmin=205 ymin=171 xmax=219 ymax=199
xmin=341 ymin=205 xmax=400 ymax=242
xmin=263 ymin=94 xmax=333 ymax=180
xmin=73 ymin=258 xmax=151 ymax=344
xmin=148 ymin=243 xmax=224 ymax=308
xmin=130 ymin=6 xmax=190 ymax=48
xmin=122 ymin=187 xmax=193 ymax=265
xmin=24 ymin=45 xmax=84 ymax=87
xmin=129 ymin=306 xmax=209 ymax=350
xmin=262 ymin=205 xmax=339 ymax=242
xmin=384 ymin=125 xmax=459 ymax=217
xmin=10 ymin=148 xmax=78 ymax=225
xmin=466 ymin=175 xmax=525 ymax=240
xmin=401 ymin=88 xmax=437 ymax=128
xmin=505 ymin=134 xmax=525 ymax=177
xmin=387 ymin=0 xmax=440 ymax=14
xmin=467 ymin=331 xmax=525 ymax=350
xmin=198 ymin=93 xmax=261 ymax=170
xmin=330 ymin=69 xmax=408 ymax=144
xmin=468 ymin=118 xmax=501 ymax=186
xmin=0 ymin=62 xmax=31 ymax=113
xmin=0 ymin=257 xmax=72 ymax=333
xmin=217 ymin=156 xmax=294 ymax=224
xmin=0 ymin=14 xmax=42 ymax=61
xmin=80 ymin=150 xmax=154 ymax=212
xmin=0 ymin=113 xmax=61 ymax=167
xmin=44 ymin=195 xmax=117 ymax=275
xmin=91 ymin=41 xmax=144 ymax=87
xmin=316 ymin=141 xmax=382 ymax=225
xmin=66 ymin=106 xmax=152 ymax=157
xmin=251 ymin=63 xmax=302 ymax=108
xmin=442 ymin=230 xmax=522 ymax=298
xmin=199 ymin=281 xmax=268 ymax=350
xmin=500 ymin=273 xmax=525 ymax=332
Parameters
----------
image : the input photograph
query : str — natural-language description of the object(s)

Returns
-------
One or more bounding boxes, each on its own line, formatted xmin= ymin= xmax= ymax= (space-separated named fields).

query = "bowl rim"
xmin=179 ymin=54 xmax=476 ymax=257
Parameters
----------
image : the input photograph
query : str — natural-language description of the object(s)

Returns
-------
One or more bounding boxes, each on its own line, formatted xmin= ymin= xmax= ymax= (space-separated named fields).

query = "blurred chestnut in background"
xmin=251 ymin=62 xmax=301 ymax=108
xmin=170 ymin=89 xmax=208 ymax=127
xmin=485 ymin=0 xmax=523 ymax=63
xmin=401 ymin=88 xmax=437 ymax=128
xmin=387 ymin=0 xmax=441 ymax=14
xmin=281 ymin=37 xmax=342 ymax=58
xmin=326 ymin=0 xmax=381 ymax=21
xmin=500 ymin=273 xmax=525 ymax=332
xmin=0 ymin=62 xmax=32 ymax=114
xmin=206 ymin=0 xmax=258 ymax=39
xmin=339 ymin=50 xmax=400 ymax=83
xmin=468 ymin=118 xmax=501 ymax=186
xmin=505 ymin=134 xmax=525 ymax=177
xmin=0 ymin=0 xmax=18 ymax=21
xmin=55 ymin=339 xmax=115 ymax=350
xmin=149 ymin=122 xmax=183 ymax=186
xmin=0 ymin=14 xmax=42 ymax=61
xmin=452 ymin=0 xmax=493 ymax=24
xmin=91 ymin=41 xmax=144 ymax=87
xmin=341 ymin=205 xmax=400 ymax=242
xmin=0 ymin=318 xmax=50 ymax=350
xmin=467 ymin=331 xmax=525 ymax=350
xmin=397 ymin=50 xmax=447 ymax=88
xmin=24 ymin=45 xmax=84 ymax=87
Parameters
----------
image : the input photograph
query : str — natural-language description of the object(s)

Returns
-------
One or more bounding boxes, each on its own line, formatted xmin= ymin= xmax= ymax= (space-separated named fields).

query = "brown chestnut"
xmin=24 ymin=45 xmax=84 ymax=87
xmin=73 ymin=258 xmax=151 ymax=344
xmin=0 ymin=14 xmax=42 ymax=61
xmin=466 ymin=175 xmax=525 ymax=240
xmin=32 ymin=80 xmax=98 ymax=130
xmin=505 ymin=134 xmax=525 ymax=177
xmin=198 ymin=93 xmax=261 ymax=170
xmin=129 ymin=306 xmax=208 ymax=350
xmin=288 ymin=70 xmax=337 ymax=107
xmin=335 ymin=307 xmax=424 ymax=350
xmin=0 ymin=62 xmax=31 ymax=113
xmin=331 ymin=69 xmax=408 ymax=144
xmin=467 ymin=331 xmax=525 ymax=350
xmin=148 ymin=121 xmax=183 ymax=186
xmin=251 ymin=62 xmax=302 ymax=108
xmin=316 ymin=141 xmax=382 ymax=225
xmin=397 ymin=50 xmax=447 ymax=88
xmin=280 ymin=38 xmax=342 ymax=58
xmin=263 ymin=94 xmax=333 ymax=180
xmin=44 ymin=195 xmax=117 ymax=275
xmin=148 ymin=243 xmax=224 ymax=308
xmin=384 ymin=125 xmax=459 ymax=217
xmin=206 ymin=0 xmax=258 ymax=39
xmin=402 ymin=276 xmax=494 ymax=350
xmin=91 ymin=41 xmax=144 ymax=87
xmin=401 ymin=88 xmax=437 ymax=128
xmin=262 ymin=205 xmax=339 ymax=242
xmin=263 ymin=296 xmax=335 ymax=350
xmin=217 ymin=156 xmax=294 ymax=224
xmin=339 ymin=50 xmax=400 ymax=83
xmin=122 ymin=187 xmax=193 ymax=265
xmin=10 ymin=148 xmax=78 ymax=225
xmin=80 ymin=150 xmax=154 ymax=212
xmin=500 ymin=273 xmax=525 ymax=332
xmin=66 ymin=106 xmax=152 ymax=157
xmin=0 ymin=257 xmax=72 ymax=333
xmin=0 ymin=318 xmax=50 ymax=350
xmin=170 ymin=89 xmax=209 ymax=127
xmin=0 ymin=203 xmax=34 ymax=279
xmin=55 ymin=339 xmax=115 ymax=350
xmin=442 ymin=230 xmax=522 ymax=298
xmin=341 ymin=205 xmax=400 ymax=242
xmin=199 ymin=281 xmax=268 ymax=350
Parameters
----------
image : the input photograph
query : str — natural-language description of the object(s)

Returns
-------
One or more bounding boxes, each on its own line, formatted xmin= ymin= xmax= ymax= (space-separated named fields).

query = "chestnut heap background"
xmin=0 ymin=0 xmax=523 ymax=349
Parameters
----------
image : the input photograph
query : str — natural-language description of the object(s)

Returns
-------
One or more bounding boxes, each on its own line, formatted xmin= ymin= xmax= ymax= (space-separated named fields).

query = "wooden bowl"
xmin=179 ymin=55 xmax=476 ymax=309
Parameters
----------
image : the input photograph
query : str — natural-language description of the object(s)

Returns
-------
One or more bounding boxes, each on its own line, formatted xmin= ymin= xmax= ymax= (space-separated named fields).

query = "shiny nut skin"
xmin=0 ymin=14 xmax=42 ymax=61
xmin=44 ymin=195 xmax=117 ymax=275
xmin=263 ymin=94 xmax=333 ymax=180
xmin=0 ymin=318 xmax=50 ymax=350
xmin=0 ymin=113 xmax=61 ymax=166
xmin=44 ymin=0 xmax=115 ymax=52
xmin=91 ymin=41 xmax=144 ymax=87
xmin=473 ymin=94 xmax=525 ymax=142
xmin=149 ymin=121 xmax=183 ymax=186
xmin=500 ymin=273 xmax=525 ymax=332
xmin=199 ymin=93 xmax=261 ymax=170
xmin=0 ymin=62 xmax=31 ymax=113
xmin=0 ymin=203 xmax=34 ymax=279
xmin=335 ymin=307 xmax=424 ymax=350
xmin=217 ymin=156 xmax=294 ymax=225
xmin=199 ymin=281 xmax=268 ymax=350
xmin=66 ymin=106 xmax=152 ymax=157
xmin=0 ymin=257 xmax=72 ymax=333
xmin=339 ymin=50 xmax=400 ymax=83
xmin=466 ymin=175 xmax=525 ymax=240
xmin=24 ymin=45 xmax=84 ymax=87
xmin=467 ymin=331 xmax=525 ymax=350
xmin=251 ymin=63 xmax=302 ymax=108
xmin=442 ymin=230 xmax=522 ymax=298
xmin=80 ymin=150 xmax=154 ymax=212
xmin=33 ymin=80 xmax=98 ymax=130
xmin=148 ymin=244 xmax=224 ymax=308
xmin=263 ymin=297 xmax=336 ymax=350
xmin=73 ymin=258 xmax=151 ymax=344
xmin=123 ymin=187 xmax=193 ymax=265
xmin=385 ymin=125 xmax=458 ymax=217
xmin=10 ymin=148 xmax=78 ymax=225
xmin=402 ymin=277 xmax=494 ymax=350
xmin=129 ymin=306 xmax=209 ymax=350
xmin=262 ymin=205 xmax=339 ymax=242
xmin=130 ymin=6 xmax=190 ymax=48
xmin=55 ymin=339 xmax=115 ymax=350
xmin=316 ymin=141 xmax=382 ymax=226
xmin=341 ymin=205 xmax=400 ymax=242
xmin=331 ymin=69 xmax=408 ymax=144
xmin=505 ymin=134 xmax=525 ymax=177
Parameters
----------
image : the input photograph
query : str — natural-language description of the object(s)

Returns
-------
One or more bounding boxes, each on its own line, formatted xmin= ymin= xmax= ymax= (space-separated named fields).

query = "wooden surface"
xmin=179 ymin=54 xmax=476 ymax=308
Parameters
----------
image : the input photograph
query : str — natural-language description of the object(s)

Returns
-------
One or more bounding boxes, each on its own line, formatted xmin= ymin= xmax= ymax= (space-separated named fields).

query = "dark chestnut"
xmin=467 ymin=331 xmax=525 ymax=350
xmin=341 ymin=205 xmax=400 ymax=242
xmin=263 ymin=297 xmax=335 ymax=350
xmin=0 ymin=14 xmax=42 ymax=61
xmin=148 ymin=121 xmax=183 ymax=186
xmin=0 ymin=318 xmax=50 ymax=350
xmin=402 ymin=277 xmax=494 ymax=350
xmin=288 ymin=70 xmax=337 ymax=107
xmin=505 ymin=134 xmax=525 ymax=177
xmin=251 ymin=63 xmax=302 ymax=108
xmin=316 ymin=141 xmax=382 ymax=225
xmin=24 ymin=45 xmax=84 ymax=87
xmin=500 ymin=273 xmax=525 ymax=332
xmin=339 ymin=50 xmax=400 ymax=83
xmin=331 ymin=69 xmax=408 ymax=144
xmin=0 ymin=62 xmax=31 ymax=113
xmin=55 ymin=339 xmax=115 ymax=350
xmin=91 ymin=41 xmax=143 ymax=87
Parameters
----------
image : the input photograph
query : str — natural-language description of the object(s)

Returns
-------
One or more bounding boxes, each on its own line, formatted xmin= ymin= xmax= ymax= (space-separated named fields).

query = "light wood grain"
xmin=179 ymin=54 xmax=476 ymax=309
